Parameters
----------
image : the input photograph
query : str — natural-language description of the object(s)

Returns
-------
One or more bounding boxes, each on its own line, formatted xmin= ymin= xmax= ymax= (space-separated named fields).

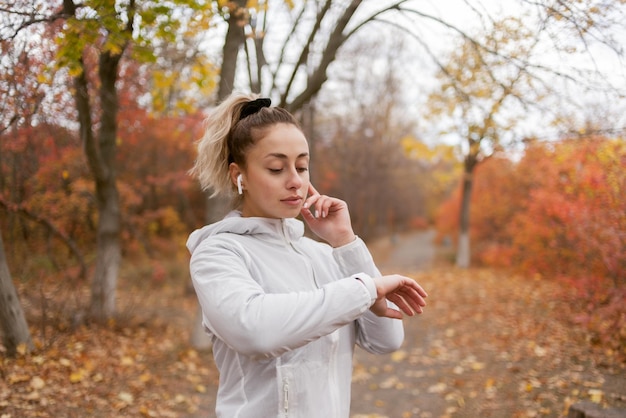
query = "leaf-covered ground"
xmin=1 ymin=240 xmax=624 ymax=417
xmin=350 ymin=268 xmax=625 ymax=418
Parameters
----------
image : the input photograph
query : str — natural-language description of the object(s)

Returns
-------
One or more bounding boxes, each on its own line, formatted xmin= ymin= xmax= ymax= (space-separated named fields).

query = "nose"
xmin=286 ymin=168 xmax=303 ymax=190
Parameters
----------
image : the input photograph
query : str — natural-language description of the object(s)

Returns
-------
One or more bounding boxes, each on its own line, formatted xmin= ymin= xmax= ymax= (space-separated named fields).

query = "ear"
xmin=229 ymin=163 xmax=242 ymax=189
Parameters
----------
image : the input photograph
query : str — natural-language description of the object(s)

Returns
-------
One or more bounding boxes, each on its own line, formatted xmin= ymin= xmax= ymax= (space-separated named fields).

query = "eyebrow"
xmin=264 ymin=152 xmax=310 ymax=160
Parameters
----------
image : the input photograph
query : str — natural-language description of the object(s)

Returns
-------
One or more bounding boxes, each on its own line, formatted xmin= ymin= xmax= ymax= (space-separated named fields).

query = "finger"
xmin=397 ymin=277 xmax=428 ymax=299
xmin=317 ymin=196 xmax=334 ymax=218
xmin=412 ymin=282 xmax=428 ymax=298
xmin=400 ymin=285 xmax=427 ymax=307
xmin=372 ymin=302 xmax=404 ymax=319
xmin=383 ymin=307 xmax=404 ymax=320
xmin=300 ymin=206 xmax=316 ymax=224
xmin=387 ymin=294 xmax=417 ymax=316
xmin=396 ymin=287 xmax=427 ymax=313
xmin=307 ymin=183 xmax=320 ymax=197
xmin=387 ymin=291 xmax=426 ymax=314
xmin=310 ymin=195 xmax=332 ymax=218
xmin=303 ymin=193 xmax=321 ymax=210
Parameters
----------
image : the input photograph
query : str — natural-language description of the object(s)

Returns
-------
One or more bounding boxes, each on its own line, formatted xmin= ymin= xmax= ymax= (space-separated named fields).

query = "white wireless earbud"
xmin=236 ymin=174 xmax=243 ymax=195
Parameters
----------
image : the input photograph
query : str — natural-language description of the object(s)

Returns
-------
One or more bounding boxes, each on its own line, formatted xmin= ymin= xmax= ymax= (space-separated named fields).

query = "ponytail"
xmin=189 ymin=93 xmax=256 ymax=197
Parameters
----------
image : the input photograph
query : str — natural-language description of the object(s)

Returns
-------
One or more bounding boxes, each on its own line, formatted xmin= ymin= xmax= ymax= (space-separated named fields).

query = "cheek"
xmin=253 ymin=175 xmax=279 ymax=195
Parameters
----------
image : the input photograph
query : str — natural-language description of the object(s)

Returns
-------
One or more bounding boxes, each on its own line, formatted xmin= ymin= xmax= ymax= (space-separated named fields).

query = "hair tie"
xmin=239 ymin=98 xmax=271 ymax=120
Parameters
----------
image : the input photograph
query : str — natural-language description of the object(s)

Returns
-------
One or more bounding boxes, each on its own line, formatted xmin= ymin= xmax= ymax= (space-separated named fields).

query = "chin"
xmin=279 ymin=207 xmax=302 ymax=219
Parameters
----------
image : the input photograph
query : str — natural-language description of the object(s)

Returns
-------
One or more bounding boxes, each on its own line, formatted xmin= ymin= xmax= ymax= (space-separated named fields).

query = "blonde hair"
xmin=190 ymin=92 xmax=301 ymax=198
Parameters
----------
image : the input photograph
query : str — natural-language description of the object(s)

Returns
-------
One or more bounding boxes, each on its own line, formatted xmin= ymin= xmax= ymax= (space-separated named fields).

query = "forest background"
xmin=0 ymin=0 xmax=625 ymax=417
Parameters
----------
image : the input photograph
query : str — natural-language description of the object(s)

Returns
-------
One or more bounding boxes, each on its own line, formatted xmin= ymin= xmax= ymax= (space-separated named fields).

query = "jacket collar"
xmin=187 ymin=211 xmax=305 ymax=253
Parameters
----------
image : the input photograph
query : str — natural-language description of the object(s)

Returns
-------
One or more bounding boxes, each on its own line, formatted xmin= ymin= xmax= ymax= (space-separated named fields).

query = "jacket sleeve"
xmin=189 ymin=238 xmax=374 ymax=360
xmin=332 ymin=237 xmax=405 ymax=354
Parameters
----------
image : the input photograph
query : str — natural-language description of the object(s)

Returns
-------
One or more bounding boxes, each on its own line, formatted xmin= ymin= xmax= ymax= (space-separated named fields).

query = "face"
xmin=235 ymin=123 xmax=310 ymax=219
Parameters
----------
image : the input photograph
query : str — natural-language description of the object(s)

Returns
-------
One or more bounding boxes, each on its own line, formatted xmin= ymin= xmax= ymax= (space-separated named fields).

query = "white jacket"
xmin=187 ymin=211 xmax=404 ymax=418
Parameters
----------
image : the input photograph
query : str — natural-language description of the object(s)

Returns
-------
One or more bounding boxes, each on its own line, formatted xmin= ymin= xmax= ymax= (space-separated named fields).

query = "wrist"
xmin=352 ymin=273 xmax=377 ymax=304
xmin=330 ymin=232 xmax=356 ymax=248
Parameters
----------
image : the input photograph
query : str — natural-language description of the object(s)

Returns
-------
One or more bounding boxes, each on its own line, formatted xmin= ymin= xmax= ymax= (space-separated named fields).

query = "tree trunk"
xmin=456 ymin=167 xmax=474 ymax=268
xmin=73 ymin=48 xmax=123 ymax=322
xmin=88 ymin=51 xmax=123 ymax=322
xmin=89 ymin=174 xmax=121 ymax=321
xmin=0 ymin=232 xmax=33 ymax=356
xmin=217 ymin=0 xmax=247 ymax=101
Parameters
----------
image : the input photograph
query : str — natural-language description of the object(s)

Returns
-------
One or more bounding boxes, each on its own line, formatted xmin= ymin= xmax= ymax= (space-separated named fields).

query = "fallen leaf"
xmin=69 ymin=369 xmax=87 ymax=383
xmin=30 ymin=376 xmax=45 ymax=390
xmin=589 ymin=389 xmax=603 ymax=403
xmin=390 ymin=350 xmax=407 ymax=362
xmin=428 ymin=382 xmax=447 ymax=393
xmin=118 ymin=391 xmax=134 ymax=404
xmin=8 ymin=374 xmax=30 ymax=384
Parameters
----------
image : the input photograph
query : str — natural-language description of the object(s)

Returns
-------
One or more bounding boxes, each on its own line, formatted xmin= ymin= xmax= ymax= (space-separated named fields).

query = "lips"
xmin=281 ymin=196 xmax=302 ymax=204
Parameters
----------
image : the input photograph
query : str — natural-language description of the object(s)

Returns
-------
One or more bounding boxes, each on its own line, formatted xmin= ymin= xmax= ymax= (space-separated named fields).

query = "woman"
xmin=187 ymin=93 xmax=428 ymax=417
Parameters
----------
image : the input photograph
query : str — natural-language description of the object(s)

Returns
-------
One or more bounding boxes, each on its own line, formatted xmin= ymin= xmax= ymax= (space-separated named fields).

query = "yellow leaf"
xmin=16 ymin=343 xmax=28 ymax=356
xmin=69 ymin=369 xmax=86 ymax=383
xmin=8 ymin=374 xmax=30 ymax=384
xmin=390 ymin=350 xmax=407 ymax=362
xmin=471 ymin=361 xmax=485 ymax=371
xmin=139 ymin=405 xmax=156 ymax=417
xmin=121 ymin=356 xmax=134 ymax=366
xmin=589 ymin=389 xmax=603 ymax=403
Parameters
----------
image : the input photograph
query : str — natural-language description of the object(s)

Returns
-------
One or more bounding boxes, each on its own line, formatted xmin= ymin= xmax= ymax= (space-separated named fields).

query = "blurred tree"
xmin=423 ymin=0 xmax=625 ymax=268
xmin=312 ymin=37 xmax=428 ymax=240
xmin=401 ymin=139 xmax=463 ymax=224
xmin=434 ymin=135 xmax=626 ymax=353
xmin=435 ymin=135 xmax=626 ymax=282
xmin=0 ymin=0 xmax=216 ymax=322
xmin=426 ymin=17 xmax=542 ymax=267
xmin=0 ymin=232 xmax=33 ymax=356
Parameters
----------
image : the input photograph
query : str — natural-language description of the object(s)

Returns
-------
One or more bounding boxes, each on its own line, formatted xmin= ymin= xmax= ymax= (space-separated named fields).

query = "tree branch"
xmin=286 ymin=0 xmax=362 ymax=112
xmin=0 ymin=196 xmax=87 ymax=281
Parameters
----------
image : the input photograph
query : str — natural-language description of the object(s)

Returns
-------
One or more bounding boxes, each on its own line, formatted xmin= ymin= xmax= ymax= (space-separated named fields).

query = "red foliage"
xmin=435 ymin=137 xmax=626 ymax=353
xmin=0 ymin=109 xmax=207 ymax=264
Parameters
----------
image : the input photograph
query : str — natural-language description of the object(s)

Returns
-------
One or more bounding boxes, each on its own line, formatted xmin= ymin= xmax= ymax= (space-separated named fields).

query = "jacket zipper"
xmin=329 ymin=331 xmax=340 ymax=416
xmin=283 ymin=377 xmax=289 ymax=416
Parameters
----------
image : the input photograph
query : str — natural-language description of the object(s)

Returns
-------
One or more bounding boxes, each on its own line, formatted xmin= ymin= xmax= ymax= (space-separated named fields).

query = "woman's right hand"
xmin=370 ymin=275 xmax=428 ymax=319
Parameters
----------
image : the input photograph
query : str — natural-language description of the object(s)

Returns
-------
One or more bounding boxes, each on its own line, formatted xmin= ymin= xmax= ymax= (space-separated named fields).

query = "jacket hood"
xmin=186 ymin=210 xmax=305 ymax=254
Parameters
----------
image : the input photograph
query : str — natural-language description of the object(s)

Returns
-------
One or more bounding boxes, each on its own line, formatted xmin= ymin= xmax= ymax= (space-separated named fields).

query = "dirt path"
xmin=350 ymin=230 xmax=449 ymax=417
xmin=368 ymin=230 xmax=439 ymax=274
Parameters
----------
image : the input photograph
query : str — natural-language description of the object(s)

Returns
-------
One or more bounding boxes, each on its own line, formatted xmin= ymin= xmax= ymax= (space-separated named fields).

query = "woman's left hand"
xmin=300 ymin=184 xmax=356 ymax=247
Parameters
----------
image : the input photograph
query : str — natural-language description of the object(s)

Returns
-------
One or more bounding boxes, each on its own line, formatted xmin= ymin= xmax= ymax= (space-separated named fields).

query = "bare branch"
xmin=279 ymin=0 xmax=333 ymax=106
xmin=287 ymin=0 xmax=362 ymax=112
xmin=0 ymin=196 xmax=87 ymax=281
